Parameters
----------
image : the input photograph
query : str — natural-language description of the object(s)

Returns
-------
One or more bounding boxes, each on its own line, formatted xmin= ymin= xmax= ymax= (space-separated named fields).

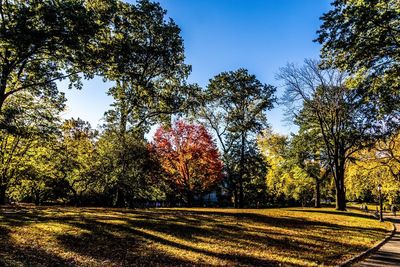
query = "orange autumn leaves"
xmin=151 ymin=121 xmax=223 ymax=196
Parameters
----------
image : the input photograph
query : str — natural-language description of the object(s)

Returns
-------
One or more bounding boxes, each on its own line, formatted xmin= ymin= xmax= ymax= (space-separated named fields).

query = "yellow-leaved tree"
xmin=346 ymin=133 xmax=400 ymax=204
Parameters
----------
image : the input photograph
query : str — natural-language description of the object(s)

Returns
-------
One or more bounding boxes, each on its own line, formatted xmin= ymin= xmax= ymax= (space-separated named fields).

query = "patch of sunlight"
xmin=277 ymin=255 xmax=320 ymax=267
xmin=135 ymin=226 xmax=319 ymax=266
xmin=95 ymin=219 xmax=127 ymax=225
xmin=32 ymin=222 xmax=87 ymax=234
xmin=136 ymin=228 xmax=225 ymax=265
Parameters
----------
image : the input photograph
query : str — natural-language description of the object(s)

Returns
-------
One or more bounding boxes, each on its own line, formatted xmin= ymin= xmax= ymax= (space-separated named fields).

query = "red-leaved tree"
xmin=151 ymin=120 xmax=223 ymax=206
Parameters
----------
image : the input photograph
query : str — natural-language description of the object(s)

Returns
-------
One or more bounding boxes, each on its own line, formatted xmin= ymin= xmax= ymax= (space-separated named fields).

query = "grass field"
xmin=0 ymin=206 xmax=392 ymax=266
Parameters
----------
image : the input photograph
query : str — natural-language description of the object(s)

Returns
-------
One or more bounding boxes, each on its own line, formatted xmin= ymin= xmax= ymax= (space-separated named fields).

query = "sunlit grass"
xmin=0 ymin=206 xmax=391 ymax=266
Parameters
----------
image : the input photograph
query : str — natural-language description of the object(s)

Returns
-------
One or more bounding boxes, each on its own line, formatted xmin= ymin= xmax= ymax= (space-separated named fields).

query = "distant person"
xmin=391 ymin=205 xmax=397 ymax=217
xmin=374 ymin=207 xmax=379 ymax=219
xmin=365 ymin=205 xmax=368 ymax=213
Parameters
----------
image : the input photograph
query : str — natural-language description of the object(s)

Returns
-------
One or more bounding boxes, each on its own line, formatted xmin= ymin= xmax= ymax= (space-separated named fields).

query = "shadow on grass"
xmin=161 ymin=209 xmax=387 ymax=233
xmin=57 ymin=224 xmax=287 ymax=266
xmin=56 ymin=210 xmax=377 ymax=265
xmin=0 ymin=206 xmax=388 ymax=266
xmin=0 ymin=224 xmax=76 ymax=267
xmin=287 ymin=208 xmax=374 ymax=220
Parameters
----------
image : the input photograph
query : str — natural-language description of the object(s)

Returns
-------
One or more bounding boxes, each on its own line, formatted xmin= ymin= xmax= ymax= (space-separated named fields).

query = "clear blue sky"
xmin=60 ymin=0 xmax=332 ymax=135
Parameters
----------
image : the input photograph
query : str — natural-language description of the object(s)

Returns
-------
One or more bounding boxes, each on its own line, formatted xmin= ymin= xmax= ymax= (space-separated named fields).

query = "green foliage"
xmin=54 ymin=119 xmax=99 ymax=204
xmin=3 ymin=0 xmax=399 ymax=211
xmin=317 ymin=0 xmax=400 ymax=113
xmin=96 ymin=129 xmax=164 ymax=207
xmin=0 ymin=90 xmax=63 ymax=204
xmin=0 ymin=0 xmax=197 ymax=207
xmin=346 ymin=132 xmax=400 ymax=204
xmin=258 ymin=130 xmax=316 ymax=206
xmin=0 ymin=0 xmax=116 ymax=118
xmin=103 ymin=0 xmax=197 ymax=132
xmin=196 ymin=68 xmax=276 ymax=207
xmin=95 ymin=0 xmax=196 ymax=207
xmin=10 ymin=140 xmax=58 ymax=205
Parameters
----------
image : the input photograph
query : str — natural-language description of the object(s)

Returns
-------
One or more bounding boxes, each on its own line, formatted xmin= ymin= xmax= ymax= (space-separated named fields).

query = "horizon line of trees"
xmin=0 ymin=0 xmax=399 ymax=210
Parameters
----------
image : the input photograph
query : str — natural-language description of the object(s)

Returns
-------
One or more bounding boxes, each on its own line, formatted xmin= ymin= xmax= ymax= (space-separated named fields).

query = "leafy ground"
xmin=0 ymin=206 xmax=392 ymax=266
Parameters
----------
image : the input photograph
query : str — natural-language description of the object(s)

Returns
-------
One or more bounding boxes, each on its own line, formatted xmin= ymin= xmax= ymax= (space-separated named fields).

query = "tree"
xmin=278 ymin=59 xmax=385 ymax=210
xmin=56 ymin=118 xmax=98 ymax=205
xmin=376 ymin=132 xmax=400 ymax=181
xmin=239 ymin=145 xmax=268 ymax=208
xmin=99 ymin=0 xmax=197 ymax=206
xmin=103 ymin=0 xmax=196 ymax=134
xmin=290 ymin=131 xmax=331 ymax=208
xmin=95 ymin=128 xmax=161 ymax=207
xmin=0 ymin=0 xmax=115 ymax=118
xmin=196 ymin=69 xmax=276 ymax=208
xmin=258 ymin=129 xmax=326 ymax=207
xmin=151 ymin=120 xmax=223 ymax=206
xmin=13 ymin=139 xmax=59 ymax=205
xmin=316 ymin=0 xmax=400 ymax=114
xmin=347 ymin=132 xmax=400 ymax=204
xmin=258 ymin=130 xmax=291 ymax=203
xmin=0 ymin=90 xmax=63 ymax=204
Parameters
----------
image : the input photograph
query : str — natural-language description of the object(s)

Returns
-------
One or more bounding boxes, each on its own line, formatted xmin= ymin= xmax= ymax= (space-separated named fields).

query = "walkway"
xmin=354 ymin=216 xmax=400 ymax=266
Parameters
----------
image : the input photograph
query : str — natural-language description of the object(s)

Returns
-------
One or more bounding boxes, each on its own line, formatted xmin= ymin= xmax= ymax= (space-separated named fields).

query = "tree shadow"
xmin=57 ymin=218 xmax=297 ymax=266
xmin=0 ymin=206 xmax=389 ymax=266
xmin=0 ymin=224 xmax=77 ymax=266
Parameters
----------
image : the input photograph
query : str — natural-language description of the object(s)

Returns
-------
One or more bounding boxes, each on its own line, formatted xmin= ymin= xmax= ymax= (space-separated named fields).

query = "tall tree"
xmin=278 ymin=59 xmax=384 ymax=210
xmin=99 ymin=0 xmax=196 ymax=206
xmin=197 ymin=69 xmax=276 ymax=208
xmin=151 ymin=121 xmax=223 ymax=206
xmin=316 ymin=0 xmax=400 ymax=114
xmin=103 ymin=0 xmax=195 ymax=134
xmin=14 ymin=138 xmax=60 ymax=206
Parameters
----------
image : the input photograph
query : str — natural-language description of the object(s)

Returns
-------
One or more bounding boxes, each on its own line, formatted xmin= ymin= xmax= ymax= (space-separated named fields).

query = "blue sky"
xmin=60 ymin=0 xmax=332 ymax=135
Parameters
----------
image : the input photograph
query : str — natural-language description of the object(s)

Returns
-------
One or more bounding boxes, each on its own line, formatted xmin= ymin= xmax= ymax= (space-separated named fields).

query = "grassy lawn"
xmin=0 ymin=206 xmax=392 ymax=266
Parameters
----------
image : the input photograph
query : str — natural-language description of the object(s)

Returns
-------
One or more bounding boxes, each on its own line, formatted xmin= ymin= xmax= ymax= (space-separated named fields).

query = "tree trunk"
xmin=239 ymin=180 xmax=244 ymax=208
xmin=115 ymin=187 xmax=126 ymax=207
xmin=335 ymin=167 xmax=346 ymax=211
xmin=34 ymin=192 xmax=40 ymax=206
xmin=0 ymin=96 xmax=5 ymax=116
xmin=0 ymin=74 xmax=8 ymax=115
xmin=72 ymin=190 xmax=79 ymax=207
xmin=315 ymin=179 xmax=321 ymax=208
xmin=0 ymin=185 xmax=6 ymax=205
xmin=186 ymin=190 xmax=192 ymax=207
xmin=335 ymin=188 xmax=346 ymax=211
xmin=238 ymin=133 xmax=245 ymax=208
xmin=233 ymin=186 xmax=238 ymax=208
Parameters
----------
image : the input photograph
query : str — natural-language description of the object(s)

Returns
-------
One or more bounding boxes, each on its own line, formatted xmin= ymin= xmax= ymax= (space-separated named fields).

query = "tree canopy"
xmin=0 ymin=0 xmax=116 ymax=116
xmin=196 ymin=68 xmax=276 ymax=207
xmin=317 ymin=0 xmax=400 ymax=113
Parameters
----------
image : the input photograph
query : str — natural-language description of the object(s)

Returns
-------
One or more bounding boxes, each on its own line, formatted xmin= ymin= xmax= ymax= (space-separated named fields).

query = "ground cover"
xmin=0 ymin=206 xmax=391 ymax=266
